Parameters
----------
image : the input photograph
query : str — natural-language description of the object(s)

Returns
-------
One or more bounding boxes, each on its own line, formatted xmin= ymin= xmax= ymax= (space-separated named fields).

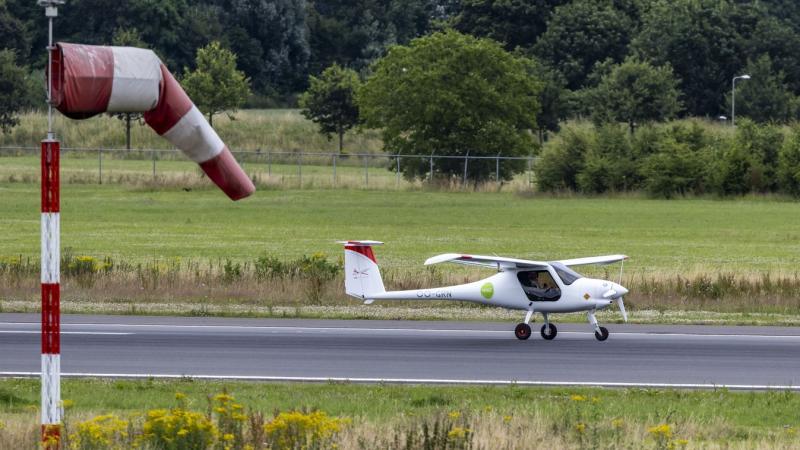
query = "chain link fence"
xmin=0 ymin=146 xmax=537 ymax=190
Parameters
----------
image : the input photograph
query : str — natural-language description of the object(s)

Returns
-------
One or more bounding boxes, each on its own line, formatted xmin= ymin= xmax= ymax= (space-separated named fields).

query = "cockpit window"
xmin=550 ymin=262 xmax=583 ymax=285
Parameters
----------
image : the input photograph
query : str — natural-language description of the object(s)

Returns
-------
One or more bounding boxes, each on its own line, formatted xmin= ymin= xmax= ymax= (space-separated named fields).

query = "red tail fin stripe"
xmin=345 ymin=245 xmax=377 ymax=263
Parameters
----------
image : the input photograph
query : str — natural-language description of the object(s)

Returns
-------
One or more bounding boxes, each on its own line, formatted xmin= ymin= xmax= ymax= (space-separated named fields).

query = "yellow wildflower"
xmin=448 ymin=411 xmax=461 ymax=419
xmin=575 ymin=423 xmax=586 ymax=434
xmin=61 ymin=399 xmax=75 ymax=410
xmin=223 ymin=433 xmax=234 ymax=441
xmin=648 ymin=424 xmax=673 ymax=439
xmin=611 ymin=418 xmax=624 ymax=429
xmin=503 ymin=415 xmax=513 ymax=424
xmin=175 ymin=392 xmax=186 ymax=401
xmin=447 ymin=426 xmax=470 ymax=439
xmin=570 ymin=394 xmax=586 ymax=402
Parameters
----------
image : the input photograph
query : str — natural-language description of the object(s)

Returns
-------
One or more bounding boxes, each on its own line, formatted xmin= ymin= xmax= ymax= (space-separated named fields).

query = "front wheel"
xmin=515 ymin=323 xmax=532 ymax=340
xmin=540 ymin=323 xmax=557 ymax=340
xmin=594 ymin=326 xmax=609 ymax=341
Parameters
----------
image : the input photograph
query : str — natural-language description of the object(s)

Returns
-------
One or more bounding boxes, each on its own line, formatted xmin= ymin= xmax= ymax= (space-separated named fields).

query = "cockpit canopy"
xmin=548 ymin=262 xmax=583 ymax=285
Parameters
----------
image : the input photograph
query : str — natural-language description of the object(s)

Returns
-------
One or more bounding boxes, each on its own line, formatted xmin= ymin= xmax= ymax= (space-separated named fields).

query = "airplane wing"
xmin=424 ymin=253 xmax=549 ymax=270
xmin=556 ymin=255 xmax=628 ymax=267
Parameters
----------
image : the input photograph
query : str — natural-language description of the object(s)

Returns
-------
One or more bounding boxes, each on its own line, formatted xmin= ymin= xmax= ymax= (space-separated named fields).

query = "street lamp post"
xmin=731 ymin=74 xmax=751 ymax=127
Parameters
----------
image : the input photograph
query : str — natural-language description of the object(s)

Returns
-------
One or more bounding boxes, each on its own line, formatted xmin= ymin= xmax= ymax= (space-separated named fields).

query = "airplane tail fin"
xmin=339 ymin=240 xmax=386 ymax=300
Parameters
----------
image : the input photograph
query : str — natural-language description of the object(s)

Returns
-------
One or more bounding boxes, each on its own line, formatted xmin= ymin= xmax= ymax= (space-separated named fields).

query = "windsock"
xmin=48 ymin=43 xmax=255 ymax=200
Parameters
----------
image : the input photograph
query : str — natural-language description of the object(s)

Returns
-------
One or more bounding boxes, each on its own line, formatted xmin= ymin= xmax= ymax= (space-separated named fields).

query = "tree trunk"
xmin=208 ymin=112 xmax=214 ymax=127
xmin=338 ymin=128 xmax=344 ymax=154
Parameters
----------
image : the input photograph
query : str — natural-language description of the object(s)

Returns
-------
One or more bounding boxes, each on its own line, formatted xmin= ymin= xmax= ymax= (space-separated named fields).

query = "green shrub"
xmin=778 ymin=126 xmax=800 ymax=196
xmin=536 ymin=125 xmax=592 ymax=192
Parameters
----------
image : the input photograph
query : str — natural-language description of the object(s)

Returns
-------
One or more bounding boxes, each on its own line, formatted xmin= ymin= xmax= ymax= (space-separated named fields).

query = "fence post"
xmin=333 ymin=154 xmax=337 ymax=187
xmin=152 ymin=150 xmax=156 ymax=181
xmin=528 ymin=157 xmax=533 ymax=187
xmin=364 ymin=155 xmax=369 ymax=187
xmin=462 ymin=153 xmax=469 ymax=187
xmin=396 ymin=155 xmax=401 ymax=189
xmin=98 ymin=148 xmax=102 ymax=184
xmin=298 ymin=152 xmax=303 ymax=188
xmin=496 ymin=155 xmax=500 ymax=182
xmin=267 ymin=151 xmax=272 ymax=177
xmin=429 ymin=154 xmax=434 ymax=184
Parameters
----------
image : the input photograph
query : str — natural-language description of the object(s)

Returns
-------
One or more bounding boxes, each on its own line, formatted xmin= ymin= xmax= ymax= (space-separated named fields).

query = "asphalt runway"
xmin=2 ymin=313 xmax=799 ymax=389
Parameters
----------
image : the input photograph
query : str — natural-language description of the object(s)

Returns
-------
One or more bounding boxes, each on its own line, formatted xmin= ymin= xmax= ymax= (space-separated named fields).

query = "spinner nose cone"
xmin=616 ymin=284 xmax=629 ymax=297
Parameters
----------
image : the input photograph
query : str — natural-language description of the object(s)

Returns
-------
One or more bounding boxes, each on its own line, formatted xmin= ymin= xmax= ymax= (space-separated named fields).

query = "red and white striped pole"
xmin=40 ymin=1 xmax=62 ymax=447
xmin=41 ymin=139 xmax=61 ymax=447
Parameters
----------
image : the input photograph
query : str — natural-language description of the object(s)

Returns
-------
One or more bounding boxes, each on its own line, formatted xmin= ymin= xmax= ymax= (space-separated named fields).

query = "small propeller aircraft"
xmin=340 ymin=241 xmax=629 ymax=341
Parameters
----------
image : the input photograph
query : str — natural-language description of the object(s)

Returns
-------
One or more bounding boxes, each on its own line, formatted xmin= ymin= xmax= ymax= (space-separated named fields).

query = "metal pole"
xmin=462 ymin=153 xmax=469 ymax=187
xmin=40 ymin=2 xmax=64 ymax=447
xmin=267 ymin=151 xmax=271 ymax=177
xmin=298 ymin=152 xmax=302 ymax=188
xmin=396 ymin=155 xmax=400 ymax=189
xmin=429 ymin=154 xmax=434 ymax=184
xmin=332 ymin=154 xmax=337 ymax=187
xmin=732 ymin=78 xmax=736 ymax=127
xmin=364 ymin=155 xmax=369 ymax=187
xmin=152 ymin=150 xmax=156 ymax=181
xmin=98 ymin=148 xmax=102 ymax=184
xmin=496 ymin=155 xmax=500 ymax=182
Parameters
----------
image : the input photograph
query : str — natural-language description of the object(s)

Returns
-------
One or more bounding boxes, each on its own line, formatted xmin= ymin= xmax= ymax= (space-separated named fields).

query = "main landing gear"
xmin=515 ymin=310 xmax=559 ymax=341
xmin=540 ymin=312 xmax=557 ymax=340
xmin=514 ymin=309 xmax=534 ymax=340
xmin=588 ymin=310 xmax=609 ymax=341
xmin=515 ymin=310 xmax=610 ymax=341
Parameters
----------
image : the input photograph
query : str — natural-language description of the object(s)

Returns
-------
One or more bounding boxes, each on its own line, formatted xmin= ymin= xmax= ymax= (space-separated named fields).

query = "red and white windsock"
xmin=48 ymin=43 xmax=255 ymax=200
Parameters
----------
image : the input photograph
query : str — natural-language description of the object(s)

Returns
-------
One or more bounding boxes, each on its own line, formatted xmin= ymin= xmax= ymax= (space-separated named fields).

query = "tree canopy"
xmin=358 ymin=30 xmax=540 ymax=183
xmin=182 ymin=41 xmax=251 ymax=126
xmin=0 ymin=49 xmax=33 ymax=134
xmin=299 ymin=63 xmax=361 ymax=153
xmin=588 ymin=58 xmax=682 ymax=134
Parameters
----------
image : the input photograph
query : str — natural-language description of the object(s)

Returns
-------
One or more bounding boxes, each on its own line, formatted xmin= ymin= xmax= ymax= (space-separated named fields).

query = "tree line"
xmin=2 ymin=0 xmax=800 ymax=117
xmin=2 ymin=0 xmax=800 ymax=196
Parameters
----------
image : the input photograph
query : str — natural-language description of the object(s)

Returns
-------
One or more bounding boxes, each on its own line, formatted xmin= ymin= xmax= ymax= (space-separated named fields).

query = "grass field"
xmin=2 ymin=182 xmax=800 ymax=322
xmin=2 ymin=182 xmax=799 ymax=272
xmin=1 ymin=378 xmax=798 ymax=448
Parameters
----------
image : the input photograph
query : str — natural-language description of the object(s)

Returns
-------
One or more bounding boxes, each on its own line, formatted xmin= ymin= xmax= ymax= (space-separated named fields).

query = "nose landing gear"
xmin=588 ymin=310 xmax=610 ymax=341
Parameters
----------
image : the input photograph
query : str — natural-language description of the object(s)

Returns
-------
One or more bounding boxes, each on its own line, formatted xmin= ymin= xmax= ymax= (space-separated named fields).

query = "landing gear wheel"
xmin=515 ymin=323 xmax=532 ymax=340
xmin=540 ymin=323 xmax=557 ymax=340
xmin=594 ymin=326 xmax=609 ymax=341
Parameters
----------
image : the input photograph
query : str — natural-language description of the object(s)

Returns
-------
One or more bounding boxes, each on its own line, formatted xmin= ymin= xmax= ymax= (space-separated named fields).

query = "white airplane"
xmin=340 ymin=241 xmax=629 ymax=341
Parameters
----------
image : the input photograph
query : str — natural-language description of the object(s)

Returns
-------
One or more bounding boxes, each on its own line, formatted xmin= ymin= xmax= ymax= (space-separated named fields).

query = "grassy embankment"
xmin=0 ymin=109 xmax=384 ymax=154
xmin=0 ymin=378 xmax=798 ymax=449
xmin=2 ymin=183 xmax=800 ymax=324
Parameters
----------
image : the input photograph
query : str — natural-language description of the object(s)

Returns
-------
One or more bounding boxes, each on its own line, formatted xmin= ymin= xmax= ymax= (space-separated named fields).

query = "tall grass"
xmin=0 ymin=109 xmax=384 ymax=153
xmin=3 ymin=253 xmax=800 ymax=322
xmin=2 ymin=379 xmax=799 ymax=449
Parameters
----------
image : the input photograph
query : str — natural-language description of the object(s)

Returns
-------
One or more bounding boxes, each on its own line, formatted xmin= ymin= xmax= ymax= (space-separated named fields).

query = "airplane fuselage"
xmin=368 ymin=270 xmax=621 ymax=314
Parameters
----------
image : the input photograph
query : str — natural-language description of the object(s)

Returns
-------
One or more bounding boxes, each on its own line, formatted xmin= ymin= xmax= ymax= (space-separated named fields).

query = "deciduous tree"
xmin=299 ymin=64 xmax=361 ymax=153
xmin=588 ymin=58 xmax=682 ymax=134
xmin=359 ymin=31 xmax=540 ymax=183
xmin=182 ymin=42 xmax=250 ymax=127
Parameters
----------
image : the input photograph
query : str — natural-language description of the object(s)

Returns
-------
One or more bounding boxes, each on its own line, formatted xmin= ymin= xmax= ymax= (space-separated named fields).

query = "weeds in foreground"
xmin=3 ymin=389 xmax=791 ymax=449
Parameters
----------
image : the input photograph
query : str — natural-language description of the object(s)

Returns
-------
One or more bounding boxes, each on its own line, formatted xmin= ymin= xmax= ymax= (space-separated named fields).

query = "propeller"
xmin=602 ymin=288 xmax=628 ymax=322
xmin=616 ymin=297 xmax=628 ymax=322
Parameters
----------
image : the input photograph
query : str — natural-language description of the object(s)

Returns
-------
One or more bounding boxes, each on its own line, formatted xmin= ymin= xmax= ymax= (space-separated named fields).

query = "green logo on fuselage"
xmin=480 ymin=282 xmax=494 ymax=299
